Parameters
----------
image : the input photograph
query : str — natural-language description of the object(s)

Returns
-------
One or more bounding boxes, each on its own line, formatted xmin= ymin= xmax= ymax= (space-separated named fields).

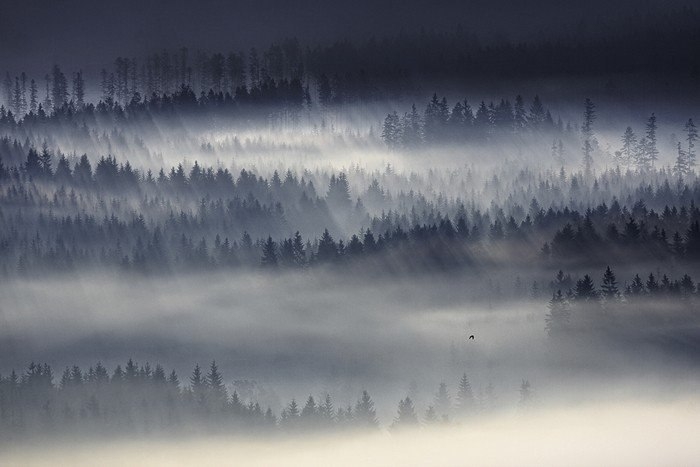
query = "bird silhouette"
xmin=469 ymin=335 xmax=475 ymax=340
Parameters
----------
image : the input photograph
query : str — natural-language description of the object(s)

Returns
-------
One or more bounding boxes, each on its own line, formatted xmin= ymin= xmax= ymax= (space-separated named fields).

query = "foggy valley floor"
xmin=1 ymin=399 xmax=700 ymax=466
xmin=1 ymin=271 xmax=699 ymax=429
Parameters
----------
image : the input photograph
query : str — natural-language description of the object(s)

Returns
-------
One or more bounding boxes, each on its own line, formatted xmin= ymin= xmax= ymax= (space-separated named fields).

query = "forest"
xmin=1 ymin=2 xmax=700 ymax=463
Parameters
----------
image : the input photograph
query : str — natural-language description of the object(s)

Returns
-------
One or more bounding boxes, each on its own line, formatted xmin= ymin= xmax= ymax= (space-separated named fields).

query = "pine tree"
xmin=316 ymin=229 xmax=337 ymax=262
xmin=51 ymin=65 xmax=68 ymax=111
xmin=391 ymin=397 xmax=418 ymax=429
xmin=644 ymin=113 xmax=659 ymax=168
xmin=327 ymin=172 xmax=351 ymax=209
xmin=38 ymin=143 xmax=53 ymax=176
xmin=620 ymin=127 xmax=637 ymax=167
xmin=574 ymin=275 xmax=597 ymax=301
xmin=318 ymin=394 xmax=335 ymax=423
xmin=528 ymin=95 xmax=546 ymax=129
xmin=301 ymin=395 xmax=317 ymax=424
xmin=600 ymin=266 xmax=620 ymax=300
xmin=72 ymin=71 xmax=85 ymax=107
xmin=646 ymin=273 xmax=660 ymax=295
xmin=382 ymin=111 xmax=401 ymax=149
xmin=25 ymin=148 xmax=42 ymax=178
xmin=206 ymin=360 xmax=227 ymax=408
xmin=581 ymin=98 xmax=596 ymax=179
xmin=354 ymin=390 xmax=378 ymax=428
xmin=261 ymin=236 xmax=278 ymax=267
xmin=514 ymin=95 xmax=527 ymax=132
xmin=685 ymin=118 xmax=698 ymax=169
xmin=434 ymin=382 xmax=451 ymax=421
xmin=12 ymin=76 xmax=22 ymax=116
xmin=674 ymin=142 xmax=690 ymax=178
xmin=29 ymin=79 xmax=38 ymax=114
xmin=19 ymin=72 xmax=27 ymax=115
xmin=292 ymin=231 xmax=306 ymax=266
xmin=190 ymin=364 xmax=206 ymax=406
xmin=628 ymin=274 xmax=645 ymax=296
xmin=545 ymin=290 xmax=571 ymax=336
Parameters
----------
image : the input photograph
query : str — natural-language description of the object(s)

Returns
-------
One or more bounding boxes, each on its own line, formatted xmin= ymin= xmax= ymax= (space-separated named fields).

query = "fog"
xmin=2 ymin=400 xmax=700 ymax=466
xmin=2 ymin=5 xmax=700 ymax=463
xmin=2 ymin=272 xmax=699 ymax=422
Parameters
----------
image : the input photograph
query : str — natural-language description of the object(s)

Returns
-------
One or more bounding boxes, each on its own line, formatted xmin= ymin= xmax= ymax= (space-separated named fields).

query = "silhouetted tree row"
xmin=546 ymin=267 xmax=699 ymax=338
xmin=382 ymin=94 xmax=562 ymax=147
xmin=2 ymin=144 xmax=700 ymax=275
xmin=0 ymin=359 xmax=505 ymax=439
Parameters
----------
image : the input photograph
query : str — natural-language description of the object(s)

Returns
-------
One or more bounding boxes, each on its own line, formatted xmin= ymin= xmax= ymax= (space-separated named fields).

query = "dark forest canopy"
xmin=1 ymin=140 xmax=700 ymax=278
xmin=2 ymin=7 xmax=700 ymax=117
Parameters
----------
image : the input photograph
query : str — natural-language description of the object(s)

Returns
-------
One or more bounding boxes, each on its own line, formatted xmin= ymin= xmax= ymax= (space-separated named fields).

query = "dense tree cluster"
xmin=381 ymin=94 xmax=561 ymax=148
xmin=0 ymin=359 xmax=505 ymax=439
xmin=545 ymin=266 xmax=699 ymax=337
xmin=3 ymin=6 xmax=700 ymax=120
xmin=1 ymin=141 xmax=699 ymax=276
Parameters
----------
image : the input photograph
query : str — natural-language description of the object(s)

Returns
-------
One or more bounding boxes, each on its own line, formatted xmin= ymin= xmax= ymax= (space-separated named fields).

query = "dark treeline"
xmin=0 ymin=73 xmax=309 ymax=130
xmin=545 ymin=266 xmax=700 ymax=340
xmin=1 ymin=144 xmax=700 ymax=275
xmin=0 ymin=358 xmax=508 ymax=439
xmin=3 ymin=6 xmax=700 ymax=116
xmin=382 ymin=93 xmax=563 ymax=148
xmin=382 ymin=95 xmax=698 ymax=180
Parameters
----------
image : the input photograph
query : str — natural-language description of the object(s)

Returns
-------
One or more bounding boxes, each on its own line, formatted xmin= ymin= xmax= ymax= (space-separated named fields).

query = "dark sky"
xmin=0 ymin=0 xmax=689 ymax=73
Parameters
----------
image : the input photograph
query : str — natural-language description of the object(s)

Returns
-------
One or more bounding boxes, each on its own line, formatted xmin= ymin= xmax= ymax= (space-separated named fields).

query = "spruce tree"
xmin=391 ymin=397 xmax=418 ymax=429
xmin=545 ymin=290 xmax=571 ymax=336
xmin=581 ymin=98 xmax=596 ymax=179
xmin=600 ymin=266 xmax=620 ymax=300
xmin=685 ymin=118 xmax=698 ymax=168
xmin=261 ymin=236 xmax=278 ymax=267
xmin=354 ymin=390 xmax=378 ymax=428
xmin=206 ymin=361 xmax=227 ymax=408
xmin=644 ymin=113 xmax=659 ymax=168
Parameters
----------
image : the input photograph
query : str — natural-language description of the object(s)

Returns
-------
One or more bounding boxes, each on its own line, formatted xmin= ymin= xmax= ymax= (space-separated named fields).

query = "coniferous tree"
xmin=456 ymin=373 xmax=475 ymax=415
xmin=354 ymin=390 xmax=378 ymax=428
xmin=51 ymin=65 xmax=68 ymax=111
xmin=391 ymin=397 xmax=418 ymax=429
xmin=545 ymin=290 xmax=571 ymax=336
xmin=600 ymin=266 xmax=620 ymax=301
xmin=674 ymin=142 xmax=690 ymax=178
xmin=685 ymin=118 xmax=698 ymax=169
xmin=513 ymin=95 xmax=527 ymax=132
xmin=261 ymin=236 xmax=278 ymax=267
xmin=29 ymin=79 xmax=38 ymax=114
xmin=574 ymin=275 xmax=597 ymax=301
xmin=434 ymin=382 xmax=451 ymax=421
xmin=381 ymin=111 xmax=401 ymax=149
xmin=581 ymin=98 xmax=596 ymax=179
xmin=206 ymin=361 xmax=227 ymax=409
xmin=644 ymin=113 xmax=659 ymax=168
xmin=619 ymin=127 xmax=637 ymax=167
xmin=316 ymin=229 xmax=337 ymax=263
xmin=72 ymin=71 xmax=85 ymax=107
xmin=25 ymin=148 xmax=42 ymax=178
xmin=646 ymin=273 xmax=660 ymax=295
xmin=190 ymin=364 xmax=206 ymax=407
xmin=528 ymin=95 xmax=546 ymax=129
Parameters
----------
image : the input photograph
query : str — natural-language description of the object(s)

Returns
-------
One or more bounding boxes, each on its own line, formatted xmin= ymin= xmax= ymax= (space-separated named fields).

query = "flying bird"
xmin=469 ymin=335 xmax=475 ymax=340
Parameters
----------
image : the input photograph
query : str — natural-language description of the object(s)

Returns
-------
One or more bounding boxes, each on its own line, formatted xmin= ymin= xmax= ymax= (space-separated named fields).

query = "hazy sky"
xmin=0 ymin=0 xmax=690 ymax=72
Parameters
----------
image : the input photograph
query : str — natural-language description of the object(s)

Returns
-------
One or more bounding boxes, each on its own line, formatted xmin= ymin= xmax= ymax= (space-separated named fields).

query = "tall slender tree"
xmin=581 ymin=98 xmax=596 ymax=179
